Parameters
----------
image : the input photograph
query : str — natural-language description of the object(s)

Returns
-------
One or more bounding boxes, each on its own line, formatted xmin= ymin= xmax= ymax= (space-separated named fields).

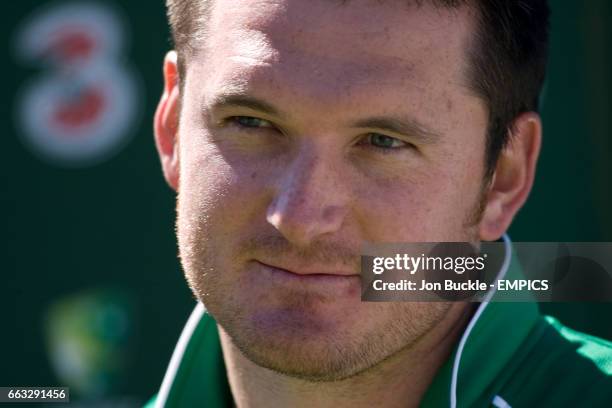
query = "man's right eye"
xmin=228 ymin=116 xmax=274 ymax=129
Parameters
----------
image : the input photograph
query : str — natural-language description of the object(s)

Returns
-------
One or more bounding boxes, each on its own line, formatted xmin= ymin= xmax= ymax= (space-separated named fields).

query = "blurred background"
xmin=2 ymin=0 xmax=611 ymax=406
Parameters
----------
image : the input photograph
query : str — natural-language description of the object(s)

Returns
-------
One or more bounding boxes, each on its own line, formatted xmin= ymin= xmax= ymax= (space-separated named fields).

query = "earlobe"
xmin=479 ymin=112 xmax=542 ymax=241
xmin=154 ymin=51 xmax=181 ymax=191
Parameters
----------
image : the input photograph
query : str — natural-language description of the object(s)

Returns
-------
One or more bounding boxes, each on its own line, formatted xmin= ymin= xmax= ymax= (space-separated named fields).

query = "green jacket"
xmin=147 ymin=244 xmax=612 ymax=407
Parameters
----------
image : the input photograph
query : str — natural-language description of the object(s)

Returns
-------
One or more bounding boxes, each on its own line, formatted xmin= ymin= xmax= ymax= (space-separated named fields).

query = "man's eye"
xmin=230 ymin=116 xmax=274 ymax=129
xmin=363 ymin=133 xmax=409 ymax=150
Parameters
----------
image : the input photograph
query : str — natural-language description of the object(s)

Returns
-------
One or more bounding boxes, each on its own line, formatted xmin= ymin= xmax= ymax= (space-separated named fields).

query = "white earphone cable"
xmin=449 ymin=234 xmax=512 ymax=408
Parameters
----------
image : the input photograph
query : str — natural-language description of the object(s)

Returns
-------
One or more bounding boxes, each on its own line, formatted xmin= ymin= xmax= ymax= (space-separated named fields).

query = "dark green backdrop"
xmin=2 ymin=1 xmax=611 ymax=404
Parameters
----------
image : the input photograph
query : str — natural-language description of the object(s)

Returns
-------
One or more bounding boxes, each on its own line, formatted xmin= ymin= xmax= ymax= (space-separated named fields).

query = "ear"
xmin=479 ymin=112 xmax=542 ymax=241
xmin=154 ymin=50 xmax=181 ymax=191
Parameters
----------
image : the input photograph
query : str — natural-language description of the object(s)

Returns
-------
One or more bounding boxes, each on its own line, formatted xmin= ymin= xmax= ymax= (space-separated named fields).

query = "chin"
xmin=207 ymin=294 xmax=367 ymax=380
xmin=213 ymin=298 xmax=436 ymax=382
xmin=222 ymin=316 xmax=377 ymax=382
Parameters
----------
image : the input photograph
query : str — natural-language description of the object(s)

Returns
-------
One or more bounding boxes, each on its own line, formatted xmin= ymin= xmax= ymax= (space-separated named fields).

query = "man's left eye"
xmin=363 ymin=133 xmax=409 ymax=149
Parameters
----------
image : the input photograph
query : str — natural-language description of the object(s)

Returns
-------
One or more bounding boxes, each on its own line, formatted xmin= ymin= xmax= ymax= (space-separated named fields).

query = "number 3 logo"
xmin=14 ymin=2 xmax=141 ymax=167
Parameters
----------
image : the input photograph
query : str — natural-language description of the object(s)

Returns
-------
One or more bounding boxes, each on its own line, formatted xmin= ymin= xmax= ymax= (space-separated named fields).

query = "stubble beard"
xmin=175 ymin=185 xmax=487 ymax=382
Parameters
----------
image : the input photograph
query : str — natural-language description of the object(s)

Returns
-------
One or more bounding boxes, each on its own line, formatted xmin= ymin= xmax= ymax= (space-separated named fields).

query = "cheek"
xmin=355 ymin=182 xmax=441 ymax=240
xmin=180 ymin=144 xmax=232 ymax=223
xmin=177 ymin=134 xmax=273 ymax=246
xmin=354 ymin=164 xmax=481 ymax=241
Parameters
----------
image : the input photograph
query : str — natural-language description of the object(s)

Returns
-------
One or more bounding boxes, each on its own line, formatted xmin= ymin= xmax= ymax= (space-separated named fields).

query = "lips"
xmin=252 ymin=260 xmax=361 ymax=296
xmin=253 ymin=259 xmax=359 ymax=278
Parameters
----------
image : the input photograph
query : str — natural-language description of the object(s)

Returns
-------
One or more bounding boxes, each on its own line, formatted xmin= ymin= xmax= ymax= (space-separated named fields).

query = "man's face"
xmin=176 ymin=0 xmax=488 ymax=380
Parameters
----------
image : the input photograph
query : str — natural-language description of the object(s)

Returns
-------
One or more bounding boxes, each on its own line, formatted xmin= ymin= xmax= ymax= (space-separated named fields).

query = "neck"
xmin=219 ymin=303 xmax=474 ymax=408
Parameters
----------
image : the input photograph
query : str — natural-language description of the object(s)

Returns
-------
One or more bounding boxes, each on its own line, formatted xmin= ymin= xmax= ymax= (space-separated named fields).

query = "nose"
xmin=266 ymin=145 xmax=350 ymax=247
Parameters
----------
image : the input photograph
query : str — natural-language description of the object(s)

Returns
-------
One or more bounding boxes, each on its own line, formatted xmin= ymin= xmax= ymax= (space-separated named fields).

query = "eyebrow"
xmin=207 ymin=92 xmax=442 ymax=144
xmin=208 ymin=93 xmax=283 ymax=118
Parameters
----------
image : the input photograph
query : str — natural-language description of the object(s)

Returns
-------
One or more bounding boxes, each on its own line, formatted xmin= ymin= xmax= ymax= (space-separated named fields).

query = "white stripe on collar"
xmin=156 ymin=302 xmax=206 ymax=408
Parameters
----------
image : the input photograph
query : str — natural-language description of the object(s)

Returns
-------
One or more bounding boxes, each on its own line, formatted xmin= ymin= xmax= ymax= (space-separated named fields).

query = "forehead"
xmin=187 ymin=0 xmax=479 ymax=124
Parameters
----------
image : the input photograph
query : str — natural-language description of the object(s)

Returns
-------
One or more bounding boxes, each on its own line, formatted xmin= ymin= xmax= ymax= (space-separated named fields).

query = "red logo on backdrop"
xmin=14 ymin=2 xmax=141 ymax=167
xmin=49 ymin=28 xmax=96 ymax=61
xmin=53 ymin=87 xmax=105 ymax=131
